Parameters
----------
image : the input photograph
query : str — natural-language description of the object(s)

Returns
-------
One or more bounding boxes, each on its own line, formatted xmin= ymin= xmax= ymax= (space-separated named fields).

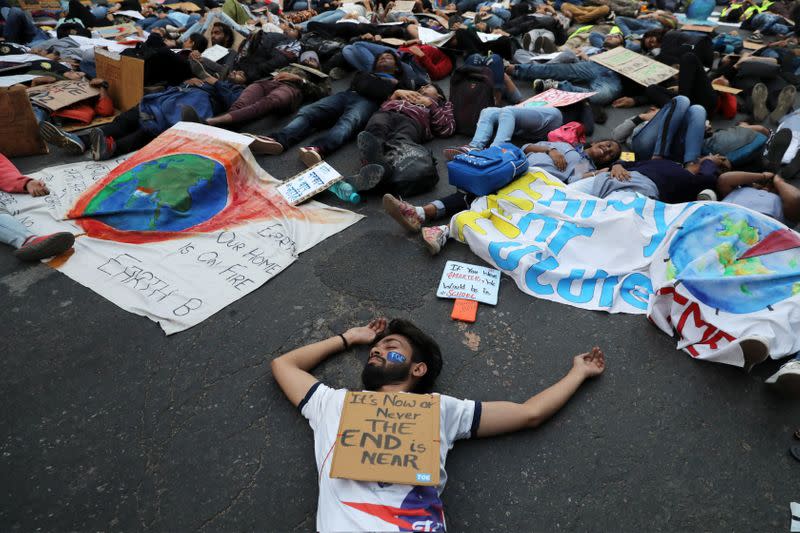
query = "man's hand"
xmin=610 ymin=163 xmax=630 ymax=181
xmin=185 ymin=77 xmax=205 ymax=86
xmin=89 ymin=78 xmax=107 ymax=88
xmin=548 ymin=148 xmax=567 ymax=171
xmin=343 ymin=318 xmax=387 ymax=346
xmin=25 ymin=179 xmax=49 ymax=197
xmin=639 ymin=106 xmax=659 ymax=122
xmin=571 ymin=347 xmax=605 ymax=379
xmin=274 ymin=71 xmax=303 ymax=82
xmin=612 ymin=96 xmax=635 ymax=108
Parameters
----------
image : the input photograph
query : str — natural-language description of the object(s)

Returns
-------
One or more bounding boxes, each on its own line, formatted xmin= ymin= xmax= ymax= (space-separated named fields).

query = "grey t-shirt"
xmin=523 ymin=141 xmax=595 ymax=184
xmin=723 ymin=187 xmax=785 ymax=224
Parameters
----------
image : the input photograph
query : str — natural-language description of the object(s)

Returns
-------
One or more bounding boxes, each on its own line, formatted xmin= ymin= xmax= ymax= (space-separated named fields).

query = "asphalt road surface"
xmin=3 ymin=69 xmax=800 ymax=532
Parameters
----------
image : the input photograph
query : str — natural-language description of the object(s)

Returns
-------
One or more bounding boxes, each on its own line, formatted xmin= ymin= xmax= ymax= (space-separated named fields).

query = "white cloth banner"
xmin=5 ymin=123 xmax=362 ymax=334
xmin=449 ymin=169 xmax=800 ymax=365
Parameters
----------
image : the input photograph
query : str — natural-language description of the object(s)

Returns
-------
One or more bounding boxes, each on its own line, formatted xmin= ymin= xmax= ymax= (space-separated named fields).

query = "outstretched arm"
xmin=271 ymin=318 xmax=387 ymax=407
xmin=476 ymin=347 xmax=605 ymax=437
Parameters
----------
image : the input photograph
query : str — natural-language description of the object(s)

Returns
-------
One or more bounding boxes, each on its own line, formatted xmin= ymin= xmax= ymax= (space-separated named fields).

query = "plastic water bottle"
xmin=328 ymin=181 xmax=360 ymax=204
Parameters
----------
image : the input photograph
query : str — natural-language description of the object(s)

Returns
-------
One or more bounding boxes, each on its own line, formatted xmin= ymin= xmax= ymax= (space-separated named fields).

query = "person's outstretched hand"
xmin=572 ymin=346 xmax=605 ymax=378
xmin=344 ymin=318 xmax=388 ymax=345
xmin=25 ymin=179 xmax=49 ymax=197
xmin=610 ymin=163 xmax=630 ymax=181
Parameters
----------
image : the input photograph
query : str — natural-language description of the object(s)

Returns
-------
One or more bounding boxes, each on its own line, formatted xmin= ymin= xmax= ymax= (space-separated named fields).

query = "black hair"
xmin=372 ymin=319 xmax=443 ymax=393
xmin=371 ymin=50 xmax=401 ymax=76
xmin=212 ymin=22 xmax=234 ymax=48
xmin=188 ymin=33 xmax=208 ymax=52
xmin=642 ymin=28 xmax=667 ymax=49
xmin=424 ymin=82 xmax=447 ymax=102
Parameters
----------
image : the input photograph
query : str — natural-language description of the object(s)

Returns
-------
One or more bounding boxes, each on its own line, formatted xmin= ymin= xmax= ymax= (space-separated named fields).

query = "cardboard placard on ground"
xmin=712 ymin=84 xmax=742 ymax=95
xmin=0 ymin=85 xmax=47 ymax=156
xmin=277 ymin=161 xmax=343 ymax=205
xmin=390 ymin=0 xmax=416 ymax=12
xmin=516 ymin=88 xmax=596 ymax=108
xmin=590 ymin=47 xmax=678 ymax=86
xmin=94 ymin=23 xmax=139 ymax=40
xmin=330 ymin=391 xmax=441 ymax=486
xmin=288 ymin=63 xmax=329 ymax=78
xmin=681 ymin=24 xmax=715 ymax=32
xmin=201 ymin=44 xmax=231 ymax=62
xmin=166 ymin=2 xmax=202 ymax=11
xmin=380 ymin=37 xmax=407 ymax=46
xmin=743 ymin=41 xmax=765 ymax=50
xmin=61 ymin=112 xmax=119 ymax=132
xmin=17 ymin=0 xmax=63 ymax=10
xmin=27 ymin=80 xmax=100 ymax=112
xmin=94 ymin=47 xmax=145 ymax=111
xmin=436 ymin=260 xmax=501 ymax=305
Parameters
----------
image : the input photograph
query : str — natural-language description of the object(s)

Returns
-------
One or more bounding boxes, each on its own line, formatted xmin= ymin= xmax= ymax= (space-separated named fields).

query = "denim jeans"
xmin=751 ymin=13 xmax=791 ymax=35
xmin=613 ymin=16 xmax=662 ymax=36
xmin=514 ymin=61 xmax=622 ymax=104
xmin=138 ymin=16 xmax=181 ymax=30
xmin=631 ymin=95 xmax=706 ymax=163
xmin=0 ymin=208 xmax=32 ymax=249
xmin=1 ymin=7 xmax=47 ymax=44
xmin=271 ymin=90 xmax=378 ymax=154
xmin=299 ymin=9 xmax=345 ymax=30
xmin=470 ymin=106 xmax=562 ymax=149
xmin=465 ymin=52 xmax=505 ymax=89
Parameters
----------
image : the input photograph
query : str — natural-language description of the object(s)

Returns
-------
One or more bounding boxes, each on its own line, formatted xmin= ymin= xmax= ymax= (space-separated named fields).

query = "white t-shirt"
xmin=300 ymin=383 xmax=482 ymax=532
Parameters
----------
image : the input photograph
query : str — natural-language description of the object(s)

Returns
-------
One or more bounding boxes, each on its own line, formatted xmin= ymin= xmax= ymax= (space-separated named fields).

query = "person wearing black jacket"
xmin=260 ymin=50 xmax=410 ymax=166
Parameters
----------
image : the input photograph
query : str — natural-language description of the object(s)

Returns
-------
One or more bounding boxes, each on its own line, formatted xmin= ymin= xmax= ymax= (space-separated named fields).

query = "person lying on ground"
xmin=0 ymin=154 xmax=75 ymax=262
xmin=255 ymin=50 xmax=411 ymax=167
xmin=271 ymin=317 xmax=605 ymax=533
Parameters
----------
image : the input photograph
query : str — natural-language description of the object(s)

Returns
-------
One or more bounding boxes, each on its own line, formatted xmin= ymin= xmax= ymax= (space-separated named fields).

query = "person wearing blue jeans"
xmin=510 ymin=61 xmax=622 ymax=105
xmin=1 ymin=7 xmax=47 ymax=45
xmin=462 ymin=106 xmax=563 ymax=151
xmin=631 ymin=95 xmax=706 ymax=163
xmin=749 ymin=12 xmax=793 ymax=35
xmin=613 ymin=15 xmax=663 ymax=37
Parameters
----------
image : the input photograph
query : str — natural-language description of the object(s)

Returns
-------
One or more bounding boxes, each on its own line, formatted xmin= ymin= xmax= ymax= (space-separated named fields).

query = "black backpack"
xmin=449 ymin=65 xmax=494 ymax=136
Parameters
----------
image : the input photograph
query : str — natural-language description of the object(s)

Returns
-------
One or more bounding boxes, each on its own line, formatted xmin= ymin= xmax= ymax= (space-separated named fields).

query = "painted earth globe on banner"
xmin=81 ymin=154 xmax=229 ymax=232
xmin=667 ymin=204 xmax=800 ymax=314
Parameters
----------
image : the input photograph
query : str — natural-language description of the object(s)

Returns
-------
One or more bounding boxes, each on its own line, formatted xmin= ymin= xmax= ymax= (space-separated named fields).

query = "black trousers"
xmin=645 ymin=52 xmax=718 ymax=115
xmin=100 ymin=106 xmax=154 ymax=155
xmin=365 ymin=111 xmax=423 ymax=146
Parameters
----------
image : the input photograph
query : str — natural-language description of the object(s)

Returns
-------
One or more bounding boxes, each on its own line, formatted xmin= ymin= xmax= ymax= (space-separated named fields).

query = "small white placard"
xmin=436 ymin=261 xmax=501 ymax=305
xmin=201 ymin=44 xmax=230 ymax=62
xmin=277 ymin=161 xmax=343 ymax=205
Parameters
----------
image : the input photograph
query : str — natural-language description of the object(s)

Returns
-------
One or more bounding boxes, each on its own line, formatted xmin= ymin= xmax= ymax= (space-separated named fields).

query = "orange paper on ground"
xmin=330 ymin=391 xmax=440 ymax=486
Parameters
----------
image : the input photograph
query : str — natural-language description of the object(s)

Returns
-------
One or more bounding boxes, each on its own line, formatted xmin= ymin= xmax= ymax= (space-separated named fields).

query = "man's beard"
xmin=361 ymin=361 xmax=410 ymax=391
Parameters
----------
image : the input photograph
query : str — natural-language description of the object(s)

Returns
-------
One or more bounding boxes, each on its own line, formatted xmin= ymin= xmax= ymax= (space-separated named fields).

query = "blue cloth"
xmin=514 ymin=61 xmax=622 ymax=105
xmin=271 ymin=90 xmax=378 ymax=154
xmin=0 ymin=211 xmax=32 ymax=249
xmin=471 ymin=106 xmax=563 ymax=149
xmin=523 ymin=141 xmax=596 ymax=184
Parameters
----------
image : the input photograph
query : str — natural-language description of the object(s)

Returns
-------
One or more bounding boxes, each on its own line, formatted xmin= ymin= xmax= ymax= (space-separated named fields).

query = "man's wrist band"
xmin=339 ymin=333 xmax=349 ymax=350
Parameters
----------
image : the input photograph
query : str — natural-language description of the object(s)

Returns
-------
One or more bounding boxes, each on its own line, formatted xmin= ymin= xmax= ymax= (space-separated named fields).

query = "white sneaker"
xmin=697 ymin=189 xmax=717 ymax=201
xmin=765 ymin=359 xmax=800 ymax=396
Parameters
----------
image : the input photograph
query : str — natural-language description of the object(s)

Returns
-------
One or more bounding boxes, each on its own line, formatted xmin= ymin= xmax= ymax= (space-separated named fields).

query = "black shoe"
xmin=782 ymin=149 xmax=800 ymax=180
xmin=357 ymin=131 xmax=384 ymax=165
xmin=347 ymin=163 xmax=385 ymax=191
xmin=180 ymin=105 xmax=204 ymax=124
xmin=766 ymin=128 xmax=792 ymax=172
xmin=590 ymin=103 xmax=607 ymax=125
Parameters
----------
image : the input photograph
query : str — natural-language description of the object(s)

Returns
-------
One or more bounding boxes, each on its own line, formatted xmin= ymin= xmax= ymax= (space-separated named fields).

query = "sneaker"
xmin=532 ymin=79 xmax=558 ymax=93
xmin=180 ymin=105 xmax=205 ymax=124
xmin=770 ymin=85 xmax=796 ymax=123
xmin=89 ymin=128 xmax=115 ymax=161
xmin=382 ymin=193 xmax=423 ymax=232
xmin=766 ymin=128 xmax=792 ymax=172
xmin=38 ymin=121 xmax=86 ymax=155
xmin=443 ymin=145 xmax=474 ymax=161
xmin=740 ymin=336 xmax=770 ymax=372
xmin=747 ymin=30 xmax=764 ymax=43
xmin=357 ymin=130 xmax=384 ymax=165
xmin=13 ymin=232 xmax=75 ymax=261
xmin=347 ymin=163 xmax=384 ymax=191
xmin=421 ymin=225 xmax=448 ymax=255
xmin=697 ymin=189 xmax=717 ymax=201
xmin=765 ymin=359 xmax=800 ymax=396
xmin=299 ymin=146 xmax=324 ymax=167
xmin=752 ymin=82 xmax=769 ymax=122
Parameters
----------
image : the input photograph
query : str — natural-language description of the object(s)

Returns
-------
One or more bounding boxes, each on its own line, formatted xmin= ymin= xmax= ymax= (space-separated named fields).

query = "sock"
xmin=431 ymin=200 xmax=446 ymax=219
xmin=414 ymin=206 xmax=426 ymax=221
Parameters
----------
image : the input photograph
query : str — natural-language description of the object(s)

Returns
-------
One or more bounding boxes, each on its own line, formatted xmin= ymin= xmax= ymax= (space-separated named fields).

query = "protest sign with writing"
xmin=94 ymin=23 xmax=139 ymax=39
xmin=517 ymin=88 xmax=596 ymax=108
xmin=330 ymin=391 xmax=440 ymax=486
xmin=436 ymin=260 xmax=501 ymax=305
xmin=590 ymin=47 xmax=678 ymax=86
xmin=390 ymin=0 xmax=416 ymax=12
xmin=277 ymin=161 xmax=343 ymax=205
xmin=27 ymin=80 xmax=100 ymax=111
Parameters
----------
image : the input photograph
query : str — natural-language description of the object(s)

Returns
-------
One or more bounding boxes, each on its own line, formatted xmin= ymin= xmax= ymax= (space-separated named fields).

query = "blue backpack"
xmin=447 ymin=143 xmax=529 ymax=196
